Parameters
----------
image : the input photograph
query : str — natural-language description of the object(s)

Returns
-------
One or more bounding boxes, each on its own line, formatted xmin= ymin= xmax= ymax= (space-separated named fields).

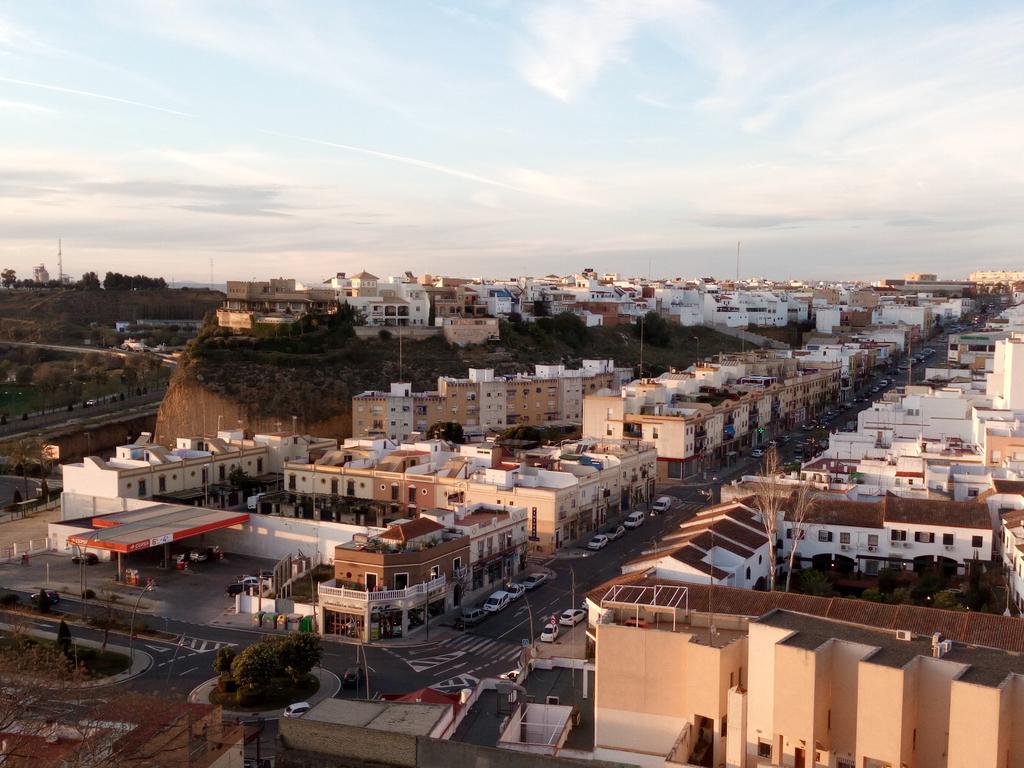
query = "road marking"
xmin=405 ymin=651 xmax=466 ymax=673
xmin=178 ymin=666 xmax=198 ymax=676
xmin=431 ymin=674 xmax=479 ymax=693
xmin=144 ymin=644 xmax=171 ymax=653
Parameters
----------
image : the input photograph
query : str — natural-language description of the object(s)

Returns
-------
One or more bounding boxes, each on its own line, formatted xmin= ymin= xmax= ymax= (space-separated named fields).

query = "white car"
xmin=650 ymin=496 xmax=673 ymax=514
xmin=559 ymin=608 xmax=586 ymax=627
xmin=499 ymin=669 xmax=521 ymax=682
xmin=504 ymin=582 xmax=526 ymax=601
xmin=623 ymin=511 xmax=645 ymax=529
xmin=539 ymin=622 xmax=560 ymax=643
xmin=482 ymin=590 xmax=511 ymax=613
xmin=283 ymin=702 xmax=311 ymax=718
xmin=750 ymin=448 xmax=765 ymax=458
xmin=586 ymin=534 xmax=609 ymax=551
xmin=520 ymin=573 xmax=548 ymax=590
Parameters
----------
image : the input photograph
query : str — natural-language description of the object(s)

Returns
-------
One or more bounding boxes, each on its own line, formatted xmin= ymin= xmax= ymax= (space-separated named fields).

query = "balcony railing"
xmin=319 ymin=574 xmax=447 ymax=604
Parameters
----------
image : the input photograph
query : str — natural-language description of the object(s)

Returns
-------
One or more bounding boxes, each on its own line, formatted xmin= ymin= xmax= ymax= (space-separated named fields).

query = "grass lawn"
xmin=0 ymin=634 xmax=130 ymax=678
xmin=286 ymin=565 xmax=334 ymax=603
xmin=211 ymin=674 xmax=320 ymax=711
xmin=0 ymin=384 xmax=43 ymax=417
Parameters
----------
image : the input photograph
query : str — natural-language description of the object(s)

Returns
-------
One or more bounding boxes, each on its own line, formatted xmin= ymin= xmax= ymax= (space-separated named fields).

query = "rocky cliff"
xmin=155 ymin=318 xmax=750 ymax=444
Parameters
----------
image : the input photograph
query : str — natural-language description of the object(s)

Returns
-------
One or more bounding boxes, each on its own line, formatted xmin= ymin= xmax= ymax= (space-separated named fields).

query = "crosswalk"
xmin=436 ymin=634 xmax=523 ymax=664
xmin=178 ymin=636 xmax=233 ymax=653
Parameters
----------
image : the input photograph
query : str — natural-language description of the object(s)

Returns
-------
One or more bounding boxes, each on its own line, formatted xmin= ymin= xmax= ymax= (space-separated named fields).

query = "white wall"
xmin=204 ymin=514 xmax=383 ymax=565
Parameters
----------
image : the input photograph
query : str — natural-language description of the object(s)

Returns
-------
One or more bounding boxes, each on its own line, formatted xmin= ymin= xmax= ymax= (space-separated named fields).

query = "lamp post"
xmin=75 ymin=530 xmax=102 ymax=621
xmin=128 ymin=580 xmax=155 ymax=664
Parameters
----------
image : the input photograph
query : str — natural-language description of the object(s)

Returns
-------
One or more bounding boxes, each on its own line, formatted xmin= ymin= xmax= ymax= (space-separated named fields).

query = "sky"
xmin=0 ymin=0 xmax=1022 ymax=284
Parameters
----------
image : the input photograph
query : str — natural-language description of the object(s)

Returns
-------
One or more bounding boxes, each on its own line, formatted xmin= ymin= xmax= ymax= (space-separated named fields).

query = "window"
xmin=890 ymin=529 xmax=907 ymax=542
xmin=138 ymin=479 xmax=147 ymax=497
xmin=757 ymin=741 xmax=772 ymax=759
xmin=839 ymin=532 xmax=850 ymax=544
xmin=972 ymin=535 xmax=984 ymax=548
xmin=943 ymin=533 xmax=954 ymax=546
xmin=158 ymin=475 xmax=166 ymax=493
xmin=393 ymin=573 xmax=409 ymax=590
xmin=914 ymin=531 xmax=935 ymax=544
xmin=346 ymin=481 xmax=355 ymax=497
xmin=391 ymin=484 xmax=399 ymax=501
xmin=868 ymin=534 xmax=879 ymax=547
xmin=818 ymin=530 xmax=833 ymax=543
xmin=453 ymin=557 xmax=462 ymax=572
xmin=288 ymin=475 xmax=296 ymax=490
xmin=257 ymin=458 xmax=263 ymax=473
xmin=365 ymin=573 xmax=378 ymax=590
xmin=218 ymin=465 xmax=226 ymax=481
xmin=408 ymin=487 xmax=417 ymax=503
xmin=331 ymin=479 xmax=338 ymax=495
xmin=429 ymin=565 xmax=440 ymax=579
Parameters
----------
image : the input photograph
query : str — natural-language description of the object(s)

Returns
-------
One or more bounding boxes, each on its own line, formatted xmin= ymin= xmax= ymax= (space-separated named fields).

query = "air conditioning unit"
xmin=944 ymin=545 xmax=954 ymax=551
xmin=840 ymin=544 xmax=849 ymax=551
xmin=868 ymin=545 xmax=877 ymax=552
xmin=896 ymin=629 xmax=913 ymax=641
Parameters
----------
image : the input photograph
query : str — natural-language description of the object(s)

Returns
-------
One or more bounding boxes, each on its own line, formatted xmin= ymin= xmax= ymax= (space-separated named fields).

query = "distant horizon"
xmin=1 ymin=2 xmax=1022 ymax=279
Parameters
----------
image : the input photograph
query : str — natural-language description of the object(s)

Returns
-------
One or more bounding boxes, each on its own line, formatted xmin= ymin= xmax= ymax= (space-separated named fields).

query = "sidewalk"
xmin=189 ymin=665 xmax=340 ymax=719
xmin=0 ymin=619 xmax=152 ymax=686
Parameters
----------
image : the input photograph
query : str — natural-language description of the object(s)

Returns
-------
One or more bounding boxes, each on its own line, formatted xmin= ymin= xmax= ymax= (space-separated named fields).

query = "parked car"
xmin=342 ymin=666 xmax=365 ymax=689
xmin=454 ymin=607 xmax=488 ymax=630
xmin=650 ymin=496 xmax=673 ymax=514
xmin=482 ymin=590 xmax=511 ymax=613
xmin=241 ymin=575 xmax=270 ymax=590
xmin=539 ymin=622 xmax=560 ymax=643
xmin=188 ymin=550 xmax=208 ymax=563
xmin=71 ymin=552 xmax=99 ymax=565
xmin=586 ymin=534 xmax=609 ymax=551
xmin=520 ymin=573 xmax=548 ymax=590
xmin=750 ymin=448 xmax=765 ymax=458
xmin=226 ymin=582 xmax=244 ymax=596
xmin=499 ymin=669 xmax=522 ymax=682
xmin=623 ymin=511 xmax=645 ymax=529
xmin=246 ymin=493 xmax=267 ymax=511
xmin=31 ymin=590 xmax=60 ymax=604
xmin=559 ymin=608 xmax=586 ymax=626
xmin=504 ymin=582 xmax=526 ymax=601
xmin=601 ymin=524 xmax=626 ymax=541
xmin=283 ymin=702 xmax=311 ymax=718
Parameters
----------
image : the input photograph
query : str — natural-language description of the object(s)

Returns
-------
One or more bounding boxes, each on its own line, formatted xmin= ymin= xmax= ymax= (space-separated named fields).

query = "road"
xmin=0 ymin=390 xmax=163 ymax=439
xmin=0 ymin=474 xmax=40 ymax=506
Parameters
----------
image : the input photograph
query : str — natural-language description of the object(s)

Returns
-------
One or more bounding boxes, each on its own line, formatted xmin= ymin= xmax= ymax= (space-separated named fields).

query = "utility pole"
xmin=736 ymin=241 xmax=740 ymax=284
xmin=57 ymin=239 xmax=63 ymax=284
xmin=638 ymin=314 xmax=645 ymax=379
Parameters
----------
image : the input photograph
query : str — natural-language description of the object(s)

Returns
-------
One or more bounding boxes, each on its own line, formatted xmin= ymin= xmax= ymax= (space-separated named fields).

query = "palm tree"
xmin=2 ymin=435 xmax=48 ymax=498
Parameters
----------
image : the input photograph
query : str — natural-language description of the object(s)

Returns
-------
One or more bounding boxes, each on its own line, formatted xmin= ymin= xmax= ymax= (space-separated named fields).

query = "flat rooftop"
xmin=304 ymin=698 xmax=448 ymax=736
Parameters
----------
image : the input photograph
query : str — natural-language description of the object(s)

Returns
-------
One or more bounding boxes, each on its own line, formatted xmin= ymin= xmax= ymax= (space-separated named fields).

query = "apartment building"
xmin=590 ymin=575 xmax=1024 ymax=768
xmin=322 ymin=517 xmax=469 ymax=641
xmin=703 ymin=286 xmax=792 ymax=328
xmin=948 ymin=330 xmax=1007 ymax=369
xmin=352 ymin=360 xmax=632 ymax=442
xmin=281 ymin=437 xmax=655 ymax=554
xmin=778 ymin=495 xmax=994 ymax=579
xmin=584 ymin=354 xmax=841 ymax=481
xmin=326 ymin=271 xmax=431 ymax=326
xmin=60 ymin=430 xmax=335 ymax=510
xmin=216 ymin=277 xmax=336 ymax=329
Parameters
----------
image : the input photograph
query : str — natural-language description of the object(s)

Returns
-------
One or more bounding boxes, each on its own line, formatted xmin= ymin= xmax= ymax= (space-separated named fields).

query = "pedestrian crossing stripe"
xmin=179 ymin=636 xmax=232 ymax=653
xmin=405 ymin=651 xmax=466 ymax=673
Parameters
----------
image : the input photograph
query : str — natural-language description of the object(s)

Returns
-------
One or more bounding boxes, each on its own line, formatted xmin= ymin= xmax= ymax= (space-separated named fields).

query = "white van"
xmin=246 ymin=493 xmax=266 ymax=511
xmin=482 ymin=590 xmax=511 ymax=613
xmin=623 ymin=511 xmax=645 ymax=529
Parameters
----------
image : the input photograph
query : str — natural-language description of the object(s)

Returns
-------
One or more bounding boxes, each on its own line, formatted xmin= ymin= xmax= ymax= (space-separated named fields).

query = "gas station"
xmin=65 ymin=503 xmax=250 ymax=581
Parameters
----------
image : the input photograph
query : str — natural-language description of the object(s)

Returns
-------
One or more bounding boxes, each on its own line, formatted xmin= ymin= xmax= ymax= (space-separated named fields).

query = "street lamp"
xmin=74 ymin=530 xmax=102 ymax=621
xmin=128 ymin=579 xmax=154 ymax=664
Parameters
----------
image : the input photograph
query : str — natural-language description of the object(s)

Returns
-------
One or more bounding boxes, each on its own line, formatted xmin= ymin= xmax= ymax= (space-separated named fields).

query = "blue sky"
xmin=0 ymin=1 xmax=1022 ymax=283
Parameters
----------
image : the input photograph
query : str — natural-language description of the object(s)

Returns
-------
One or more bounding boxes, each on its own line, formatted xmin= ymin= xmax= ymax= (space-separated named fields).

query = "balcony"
xmin=319 ymin=574 xmax=447 ymax=605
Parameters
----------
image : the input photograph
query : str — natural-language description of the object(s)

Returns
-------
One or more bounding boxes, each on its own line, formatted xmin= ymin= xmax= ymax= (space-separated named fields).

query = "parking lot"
xmin=0 ymin=546 xmax=279 ymax=624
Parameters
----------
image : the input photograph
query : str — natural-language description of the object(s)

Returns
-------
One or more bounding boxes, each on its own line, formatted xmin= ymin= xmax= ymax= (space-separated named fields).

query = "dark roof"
xmin=588 ymin=574 xmax=1024 ymax=653
xmin=379 ymin=518 xmax=445 ymax=542
xmin=993 ymin=479 xmax=1024 ymax=495
xmin=791 ymin=495 xmax=991 ymax=530
xmin=796 ymin=499 xmax=885 ymax=529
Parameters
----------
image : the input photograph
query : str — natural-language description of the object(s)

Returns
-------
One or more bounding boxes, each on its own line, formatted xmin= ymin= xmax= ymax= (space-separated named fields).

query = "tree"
xmin=427 ymin=299 xmax=436 ymax=326
xmin=274 ymin=633 xmax=321 ymax=683
xmin=3 ymin=435 xmax=48 ymax=498
xmin=36 ymin=588 xmax=51 ymax=614
xmin=750 ymin=448 xmax=787 ymax=591
xmin=426 ymin=421 xmax=464 ymax=444
xmin=213 ymin=646 xmax=237 ymax=675
xmin=231 ymin=641 xmax=277 ymax=691
xmin=56 ymin=619 xmax=72 ymax=658
xmin=77 ymin=271 xmax=101 ymax=290
xmin=782 ymin=481 xmax=817 ymax=592
xmin=0 ymin=268 xmax=15 ymax=288
xmin=532 ymin=297 xmax=550 ymax=317
xmin=799 ymin=568 xmax=835 ymax=597
xmin=498 ymin=425 xmax=543 ymax=445
xmin=634 ymin=311 xmax=672 ymax=347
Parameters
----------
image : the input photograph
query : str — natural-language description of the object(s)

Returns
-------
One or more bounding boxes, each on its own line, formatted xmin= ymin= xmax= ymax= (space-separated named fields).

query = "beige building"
xmin=217 ymin=277 xmax=336 ymax=329
xmin=590 ymin=575 xmax=1024 ymax=768
xmin=352 ymin=360 xmax=633 ymax=442
xmin=441 ymin=316 xmax=500 ymax=346
xmin=584 ymin=353 xmax=841 ymax=481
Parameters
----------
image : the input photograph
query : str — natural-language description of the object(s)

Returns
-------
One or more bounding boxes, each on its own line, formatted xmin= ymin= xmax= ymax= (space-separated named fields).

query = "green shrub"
xmin=235 ymin=687 xmax=266 ymax=707
xmin=81 ymin=588 xmax=96 ymax=600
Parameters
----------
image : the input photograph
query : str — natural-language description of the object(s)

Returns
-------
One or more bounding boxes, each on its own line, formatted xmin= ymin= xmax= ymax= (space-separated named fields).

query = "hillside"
xmin=155 ymin=315 xmax=752 ymax=442
xmin=0 ymin=288 xmax=223 ymax=345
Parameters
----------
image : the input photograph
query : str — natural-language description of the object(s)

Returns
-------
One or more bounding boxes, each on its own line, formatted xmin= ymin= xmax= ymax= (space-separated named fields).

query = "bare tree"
xmin=783 ymin=481 xmax=818 ymax=592
xmin=750 ymin=448 xmax=787 ymax=591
